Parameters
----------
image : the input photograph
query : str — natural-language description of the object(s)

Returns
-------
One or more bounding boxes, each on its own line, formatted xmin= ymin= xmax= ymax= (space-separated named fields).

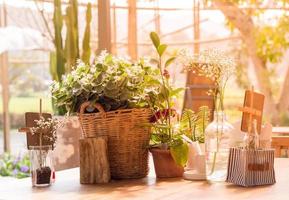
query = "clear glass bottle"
xmin=205 ymin=111 xmax=234 ymax=182
xmin=29 ymin=145 xmax=54 ymax=187
xmin=243 ymin=119 xmax=259 ymax=149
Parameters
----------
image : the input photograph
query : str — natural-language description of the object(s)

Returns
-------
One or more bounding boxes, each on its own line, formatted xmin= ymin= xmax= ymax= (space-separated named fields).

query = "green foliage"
xmin=0 ymin=153 xmax=30 ymax=179
xmin=51 ymin=51 xmax=161 ymax=114
xmin=170 ymin=137 xmax=189 ymax=167
xmin=256 ymin=15 xmax=289 ymax=63
xmin=148 ymin=32 xmax=187 ymax=166
xmin=81 ymin=3 xmax=92 ymax=64
xmin=165 ymin=57 xmax=176 ymax=68
xmin=52 ymin=0 xmax=65 ymax=82
xmin=149 ymin=32 xmax=160 ymax=49
xmin=51 ymin=1 xmax=92 ymax=115
xmin=179 ymin=106 xmax=210 ymax=143
xmin=64 ymin=1 xmax=79 ymax=71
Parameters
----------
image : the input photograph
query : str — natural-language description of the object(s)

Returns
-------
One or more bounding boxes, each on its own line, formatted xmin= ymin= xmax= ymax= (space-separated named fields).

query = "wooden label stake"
xmin=238 ymin=86 xmax=265 ymax=134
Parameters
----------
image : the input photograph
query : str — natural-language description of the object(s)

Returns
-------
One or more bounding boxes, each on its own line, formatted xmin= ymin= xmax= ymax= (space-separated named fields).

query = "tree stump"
xmin=79 ymin=137 xmax=110 ymax=184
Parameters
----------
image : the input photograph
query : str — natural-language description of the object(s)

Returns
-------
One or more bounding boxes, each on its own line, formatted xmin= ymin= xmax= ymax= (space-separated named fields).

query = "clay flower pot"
xmin=150 ymin=148 xmax=184 ymax=178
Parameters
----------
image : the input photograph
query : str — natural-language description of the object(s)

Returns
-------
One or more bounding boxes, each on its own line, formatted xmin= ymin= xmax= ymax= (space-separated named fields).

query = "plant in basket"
xmin=51 ymin=51 xmax=162 ymax=179
xmin=51 ymin=51 xmax=160 ymax=114
xmin=29 ymin=116 xmax=63 ymax=187
xmin=147 ymin=32 xmax=191 ymax=178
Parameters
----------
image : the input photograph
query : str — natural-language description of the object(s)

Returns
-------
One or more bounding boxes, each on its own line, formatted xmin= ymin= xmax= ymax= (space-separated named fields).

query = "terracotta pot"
xmin=150 ymin=148 xmax=184 ymax=178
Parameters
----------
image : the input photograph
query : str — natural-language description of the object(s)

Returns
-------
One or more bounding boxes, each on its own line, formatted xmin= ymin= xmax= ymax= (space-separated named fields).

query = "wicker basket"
xmin=78 ymin=101 xmax=151 ymax=179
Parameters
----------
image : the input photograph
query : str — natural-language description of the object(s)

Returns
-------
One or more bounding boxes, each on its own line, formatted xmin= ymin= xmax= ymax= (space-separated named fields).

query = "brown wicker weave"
xmin=78 ymin=101 xmax=151 ymax=179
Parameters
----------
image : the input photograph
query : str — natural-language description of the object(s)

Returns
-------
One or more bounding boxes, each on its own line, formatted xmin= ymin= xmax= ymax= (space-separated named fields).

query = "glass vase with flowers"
xmin=179 ymin=49 xmax=236 ymax=182
xmin=29 ymin=116 xmax=63 ymax=187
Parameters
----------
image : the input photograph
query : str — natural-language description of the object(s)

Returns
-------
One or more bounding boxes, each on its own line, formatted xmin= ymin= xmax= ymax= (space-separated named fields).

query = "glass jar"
xmin=29 ymin=145 xmax=55 ymax=187
xmin=205 ymin=111 xmax=234 ymax=182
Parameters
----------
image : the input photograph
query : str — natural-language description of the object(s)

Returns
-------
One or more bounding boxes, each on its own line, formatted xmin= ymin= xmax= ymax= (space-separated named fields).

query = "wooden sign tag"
xmin=239 ymin=87 xmax=265 ymax=134
xmin=18 ymin=99 xmax=54 ymax=150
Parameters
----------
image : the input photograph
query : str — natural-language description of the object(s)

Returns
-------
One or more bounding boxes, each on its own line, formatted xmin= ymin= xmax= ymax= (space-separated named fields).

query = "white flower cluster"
xmin=30 ymin=116 xmax=65 ymax=148
xmin=178 ymin=48 xmax=236 ymax=88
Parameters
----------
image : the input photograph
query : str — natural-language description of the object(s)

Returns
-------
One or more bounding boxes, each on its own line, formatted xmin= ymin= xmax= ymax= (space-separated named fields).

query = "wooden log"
xmin=79 ymin=137 xmax=110 ymax=184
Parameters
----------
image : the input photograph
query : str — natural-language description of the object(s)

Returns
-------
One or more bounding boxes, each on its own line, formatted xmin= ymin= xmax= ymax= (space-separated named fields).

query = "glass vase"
xmin=205 ymin=111 xmax=234 ymax=182
xmin=29 ymin=145 xmax=55 ymax=187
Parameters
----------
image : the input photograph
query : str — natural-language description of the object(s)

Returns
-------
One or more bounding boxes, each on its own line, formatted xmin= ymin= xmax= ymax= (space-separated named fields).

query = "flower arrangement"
xmin=178 ymin=48 xmax=236 ymax=111
xmin=51 ymin=51 xmax=160 ymax=114
xmin=30 ymin=116 xmax=62 ymax=149
xmin=29 ymin=115 xmax=64 ymax=186
xmin=0 ymin=153 xmax=30 ymax=179
xmin=178 ymin=48 xmax=236 ymax=181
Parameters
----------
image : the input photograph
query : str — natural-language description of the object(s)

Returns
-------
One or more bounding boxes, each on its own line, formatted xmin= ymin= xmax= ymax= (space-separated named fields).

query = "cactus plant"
xmin=51 ymin=0 xmax=91 ymax=80
xmin=81 ymin=3 xmax=91 ymax=64
xmin=64 ymin=5 xmax=78 ymax=71
xmin=50 ymin=1 xmax=92 ymax=114
xmin=51 ymin=0 xmax=65 ymax=82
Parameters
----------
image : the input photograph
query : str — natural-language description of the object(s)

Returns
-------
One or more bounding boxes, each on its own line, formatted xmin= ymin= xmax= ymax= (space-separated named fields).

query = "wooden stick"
xmin=249 ymin=86 xmax=254 ymax=134
xmin=39 ymin=98 xmax=42 ymax=117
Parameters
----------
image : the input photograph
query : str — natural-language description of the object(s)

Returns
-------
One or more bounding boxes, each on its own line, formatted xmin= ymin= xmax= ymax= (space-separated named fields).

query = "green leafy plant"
xmin=48 ymin=0 xmax=92 ymax=115
xmin=148 ymin=32 xmax=188 ymax=167
xmin=0 ymin=153 xmax=30 ymax=179
xmin=51 ymin=51 xmax=161 ymax=114
xmin=179 ymin=106 xmax=210 ymax=143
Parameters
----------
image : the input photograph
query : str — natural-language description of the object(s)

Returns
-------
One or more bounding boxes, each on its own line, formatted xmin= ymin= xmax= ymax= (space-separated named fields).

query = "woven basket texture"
xmin=78 ymin=102 xmax=151 ymax=179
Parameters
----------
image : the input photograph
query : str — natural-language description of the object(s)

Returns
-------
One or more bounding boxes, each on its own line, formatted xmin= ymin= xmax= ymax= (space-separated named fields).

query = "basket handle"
xmin=79 ymin=101 xmax=106 ymax=118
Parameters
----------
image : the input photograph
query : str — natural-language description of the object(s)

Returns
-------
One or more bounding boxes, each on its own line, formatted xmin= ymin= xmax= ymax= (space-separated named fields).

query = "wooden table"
xmin=1 ymin=158 xmax=289 ymax=200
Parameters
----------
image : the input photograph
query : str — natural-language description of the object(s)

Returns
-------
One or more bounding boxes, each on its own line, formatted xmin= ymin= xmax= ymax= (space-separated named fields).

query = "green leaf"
xmin=157 ymin=44 xmax=167 ymax=57
xmin=150 ymin=32 xmax=160 ymax=49
xmin=170 ymin=87 xmax=184 ymax=97
xmin=170 ymin=142 xmax=189 ymax=167
xmin=165 ymin=57 xmax=176 ymax=68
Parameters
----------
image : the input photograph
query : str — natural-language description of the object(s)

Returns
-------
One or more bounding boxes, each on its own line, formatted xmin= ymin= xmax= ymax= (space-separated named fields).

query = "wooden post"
xmin=97 ymin=0 xmax=111 ymax=53
xmin=128 ymin=0 xmax=137 ymax=60
xmin=79 ymin=137 xmax=110 ymax=184
xmin=0 ymin=2 xmax=10 ymax=152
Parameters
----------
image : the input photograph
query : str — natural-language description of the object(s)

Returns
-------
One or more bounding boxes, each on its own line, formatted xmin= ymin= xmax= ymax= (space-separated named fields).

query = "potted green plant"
xmin=147 ymin=32 xmax=189 ymax=178
xmin=179 ymin=107 xmax=210 ymax=170
xmin=50 ymin=52 xmax=161 ymax=179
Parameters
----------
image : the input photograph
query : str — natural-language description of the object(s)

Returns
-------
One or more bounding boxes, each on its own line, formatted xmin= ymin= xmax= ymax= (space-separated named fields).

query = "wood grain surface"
xmin=79 ymin=137 xmax=110 ymax=184
xmin=0 ymin=158 xmax=288 ymax=200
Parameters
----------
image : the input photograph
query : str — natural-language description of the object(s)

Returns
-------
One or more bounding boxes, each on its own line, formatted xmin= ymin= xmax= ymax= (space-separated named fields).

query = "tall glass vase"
xmin=29 ymin=145 xmax=55 ymax=187
xmin=205 ymin=111 xmax=234 ymax=182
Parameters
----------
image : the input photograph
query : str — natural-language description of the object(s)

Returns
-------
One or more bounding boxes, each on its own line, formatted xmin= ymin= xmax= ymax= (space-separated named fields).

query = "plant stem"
xmin=39 ymin=132 xmax=43 ymax=168
xmin=158 ymin=55 xmax=172 ymax=141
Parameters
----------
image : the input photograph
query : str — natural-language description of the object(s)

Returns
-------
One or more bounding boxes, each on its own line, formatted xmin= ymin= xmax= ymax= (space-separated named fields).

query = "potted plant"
xmin=29 ymin=116 xmax=63 ymax=187
xmin=147 ymin=32 xmax=189 ymax=178
xmin=51 ymin=52 xmax=161 ymax=179
xmin=179 ymin=107 xmax=210 ymax=170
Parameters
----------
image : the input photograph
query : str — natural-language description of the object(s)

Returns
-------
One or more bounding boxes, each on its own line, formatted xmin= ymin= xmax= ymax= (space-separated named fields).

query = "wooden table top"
xmin=1 ymin=158 xmax=289 ymax=200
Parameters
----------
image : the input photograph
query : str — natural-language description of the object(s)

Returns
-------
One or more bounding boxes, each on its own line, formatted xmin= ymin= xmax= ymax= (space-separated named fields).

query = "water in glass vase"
xmin=205 ymin=111 xmax=234 ymax=182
